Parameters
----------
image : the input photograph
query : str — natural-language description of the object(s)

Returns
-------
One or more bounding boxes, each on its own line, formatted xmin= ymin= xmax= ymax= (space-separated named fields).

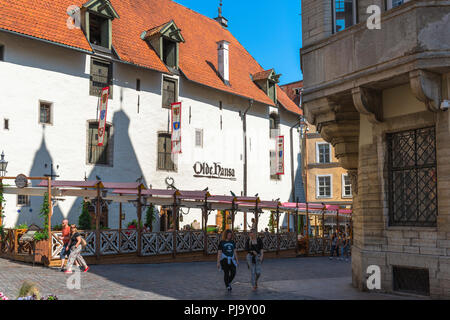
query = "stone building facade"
xmin=300 ymin=0 xmax=450 ymax=297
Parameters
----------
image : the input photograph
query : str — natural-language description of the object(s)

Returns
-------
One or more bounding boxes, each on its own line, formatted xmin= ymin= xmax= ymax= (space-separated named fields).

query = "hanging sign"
xmin=276 ymin=136 xmax=285 ymax=175
xmin=98 ymin=86 xmax=110 ymax=147
xmin=171 ymin=102 xmax=182 ymax=154
xmin=15 ymin=174 xmax=28 ymax=189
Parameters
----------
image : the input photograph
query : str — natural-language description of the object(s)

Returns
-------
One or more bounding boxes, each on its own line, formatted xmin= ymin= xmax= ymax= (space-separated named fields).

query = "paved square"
xmin=0 ymin=257 xmax=422 ymax=300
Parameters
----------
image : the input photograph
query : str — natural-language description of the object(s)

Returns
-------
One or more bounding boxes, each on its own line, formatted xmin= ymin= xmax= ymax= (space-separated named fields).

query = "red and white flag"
xmin=276 ymin=136 xmax=285 ymax=175
xmin=171 ymin=102 xmax=182 ymax=154
xmin=98 ymin=86 xmax=109 ymax=147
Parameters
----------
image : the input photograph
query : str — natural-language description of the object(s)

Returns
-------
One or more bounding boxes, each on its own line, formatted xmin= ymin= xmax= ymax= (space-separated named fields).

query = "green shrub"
xmin=145 ymin=204 xmax=156 ymax=232
xmin=78 ymin=200 xmax=92 ymax=230
xmin=15 ymin=223 xmax=28 ymax=230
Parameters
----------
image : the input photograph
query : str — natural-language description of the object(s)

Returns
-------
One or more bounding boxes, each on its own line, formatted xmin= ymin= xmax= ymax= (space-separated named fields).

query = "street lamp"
xmin=0 ymin=151 xmax=8 ymax=177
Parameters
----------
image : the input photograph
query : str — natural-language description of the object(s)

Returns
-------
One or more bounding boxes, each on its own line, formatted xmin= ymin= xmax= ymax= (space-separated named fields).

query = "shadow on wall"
xmin=13 ymin=128 xmax=65 ymax=228
xmin=66 ymin=109 xmax=159 ymax=230
xmin=281 ymin=153 xmax=306 ymax=230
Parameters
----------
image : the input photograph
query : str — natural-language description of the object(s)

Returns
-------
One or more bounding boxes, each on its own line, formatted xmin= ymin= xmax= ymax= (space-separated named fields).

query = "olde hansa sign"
xmin=193 ymin=162 xmax=236 ymax=181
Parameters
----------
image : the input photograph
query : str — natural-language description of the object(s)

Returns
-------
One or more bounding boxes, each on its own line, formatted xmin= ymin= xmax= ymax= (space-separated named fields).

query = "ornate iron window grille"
xmin=387 ymin=127 xmax=437 ymax=227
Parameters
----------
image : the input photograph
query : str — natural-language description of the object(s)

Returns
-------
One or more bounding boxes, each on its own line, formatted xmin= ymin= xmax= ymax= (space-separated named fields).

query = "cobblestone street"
xmin=0 ymin=257 xmax=421 ymax=300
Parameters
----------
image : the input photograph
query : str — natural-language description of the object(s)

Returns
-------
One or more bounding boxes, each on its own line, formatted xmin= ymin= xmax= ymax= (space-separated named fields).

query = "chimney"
xmin=214 ymin=0 xmax=228 ymax=28
xmin=217 ymin=40 xmax=230 ymax=85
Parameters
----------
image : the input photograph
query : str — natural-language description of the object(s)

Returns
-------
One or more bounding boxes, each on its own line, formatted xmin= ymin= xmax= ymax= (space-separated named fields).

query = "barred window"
xmin=162 ymin=78 xmax=177 ymax=109
xmin=387 ymin=127 xmax=437 ymax=227
xmin=90 ymin=59 xmax=113 ymax=97
xmin=17 ymin=195 xmax=30 ymax=207
xmin=39 ymin=102 xmax=52 ymax=124
xmin=87 ymin=122 xmax=111 ymax=166
xmin=158 ymin=133 xmax=175 ymax=171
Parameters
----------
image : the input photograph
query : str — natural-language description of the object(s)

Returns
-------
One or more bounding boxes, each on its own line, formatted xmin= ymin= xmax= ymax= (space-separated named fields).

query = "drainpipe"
xmin=242 ymin=99 xmax=253 ymax=231
xmin=290 ymin=117 xmax=301 ymax=202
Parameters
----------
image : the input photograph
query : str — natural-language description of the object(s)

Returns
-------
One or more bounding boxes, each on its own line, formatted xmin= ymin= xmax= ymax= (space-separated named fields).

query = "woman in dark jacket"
xmin=245 ymin=229 xmax=264 ymax=290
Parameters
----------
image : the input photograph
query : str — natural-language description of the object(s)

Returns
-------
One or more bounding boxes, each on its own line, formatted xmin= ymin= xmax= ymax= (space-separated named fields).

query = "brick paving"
xmin=0 ymin=257 xmax=422 ymax=300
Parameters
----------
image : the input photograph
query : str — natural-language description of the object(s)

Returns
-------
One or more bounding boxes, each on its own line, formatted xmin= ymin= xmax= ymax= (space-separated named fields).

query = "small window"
xmin=162 ymin=77 xmax=177 ymax=109
xmin=136 ymin=79 xmax=141 ymax=91
xmin=17 ymin=195 xmax=30 ymax=207
xmin=342 ymin=174 xmax=352 ymax=198
xmin=332 ymin=0 xmax=357 ymax=33
xmin=158 ymin=133 xmax=175 ymax=171
xmin=0 ymin=45 xmax=4 ymax=61
xmin=317 ymin=143 xmax=331 ymax=163
xmin=195 ymin=129 xmax=203 ymax=148
xmin=317 ymin=175 xmax=332 ymax=198
xmin=39 ymin=102 xmax=52 ymax=125
xmin=87 ymin=122 xmax=112 ymax=166
xmin=270 ymin=150 xmax=281 ymax=180
xmin=163 ymin=38 xmax=177 ymax=68
xmin=3 ymin=119 xmax=9 ymax=130
xmin=89 ymin=13 xmax=109 ymax=48
xmin=269 ymin=113 xmax=280 ymax=139
xmin=90 ymin=59 xmax=113 ymax=97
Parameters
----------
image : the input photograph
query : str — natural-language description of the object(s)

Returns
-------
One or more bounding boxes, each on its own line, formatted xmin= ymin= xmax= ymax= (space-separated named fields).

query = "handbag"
xmin=80 ymin=237 xmax=87 ymax=248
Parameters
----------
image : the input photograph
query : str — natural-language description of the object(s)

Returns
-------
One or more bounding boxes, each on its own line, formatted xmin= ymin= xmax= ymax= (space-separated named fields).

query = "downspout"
xmin=242 ymin=99 xmax=253 ymax=232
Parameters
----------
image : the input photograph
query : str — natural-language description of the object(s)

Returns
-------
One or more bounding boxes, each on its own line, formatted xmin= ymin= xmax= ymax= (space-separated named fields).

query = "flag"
xmin=276 ymin=136 xmax=285 ymax=175
xmin=171 ymin=102 xmax=182 ymax=154
xmin=98 ymin=87 xmax=109 ymax=147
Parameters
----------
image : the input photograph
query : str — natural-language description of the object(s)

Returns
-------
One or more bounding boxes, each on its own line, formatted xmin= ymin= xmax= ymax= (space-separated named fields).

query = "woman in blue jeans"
xmin=329 ymin=232 xmax=339 ymax=259
xmin=340 ymin=233 xmax=350 ymax=261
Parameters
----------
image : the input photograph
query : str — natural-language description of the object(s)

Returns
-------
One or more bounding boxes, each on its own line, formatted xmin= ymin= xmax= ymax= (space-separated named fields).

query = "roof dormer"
xmin=81 ymin=0 xmax=119 ymax=52
xmin=141 ymin=20 xmax=185 ymax=70
xmin=252 ymin=69 xmax=281 ymax=104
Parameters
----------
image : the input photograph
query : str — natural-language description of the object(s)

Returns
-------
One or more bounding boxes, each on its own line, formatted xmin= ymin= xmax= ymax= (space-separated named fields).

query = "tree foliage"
xmin=78 ymin=200 xmax=92 ymax=231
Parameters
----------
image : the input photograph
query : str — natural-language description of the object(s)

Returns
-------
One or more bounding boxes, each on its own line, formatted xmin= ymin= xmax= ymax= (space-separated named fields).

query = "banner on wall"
xmin=276 ymin=135 xmax=285 ymax=175
xmin=171 ymin=102 xmax=182 ymax=154
xmin=97 ymin=86 xmax=110 ymax=147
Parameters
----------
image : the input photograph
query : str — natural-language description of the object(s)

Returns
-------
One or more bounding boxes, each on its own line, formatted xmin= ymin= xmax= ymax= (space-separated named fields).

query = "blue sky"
xmin=174 ymin=0 xmax=303 ymax=85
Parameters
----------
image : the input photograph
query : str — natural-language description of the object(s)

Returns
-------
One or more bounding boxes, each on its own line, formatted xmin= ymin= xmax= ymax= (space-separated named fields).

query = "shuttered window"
xmin=87 ymin=122 xmax=111 ymax=165
xmin=158 ymin=133 xmax=175 ymax=171
xmin=162 ymin=78 xmax=177 ymax=109
xmin=90 ymin=59 xmax=113 ymax=97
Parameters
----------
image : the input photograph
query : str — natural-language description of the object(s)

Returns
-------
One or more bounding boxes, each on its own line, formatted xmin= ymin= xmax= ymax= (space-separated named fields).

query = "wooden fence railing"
xmin=49 ymin=230 xmax=297 ymax=259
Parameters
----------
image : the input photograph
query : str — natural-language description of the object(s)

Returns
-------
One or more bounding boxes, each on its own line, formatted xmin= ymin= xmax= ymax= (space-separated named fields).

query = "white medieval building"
xmin=0 ymin=0 xmax=304 ymax=232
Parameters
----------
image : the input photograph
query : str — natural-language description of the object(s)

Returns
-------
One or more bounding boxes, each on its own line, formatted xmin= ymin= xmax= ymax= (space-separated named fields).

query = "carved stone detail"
xmin=347 ymin=169 xmax=358 ymax=196
xmin=409 ymin=70 xmax=442 ymax=112
xmin=352 ymin=87 xmax=382 ymax=123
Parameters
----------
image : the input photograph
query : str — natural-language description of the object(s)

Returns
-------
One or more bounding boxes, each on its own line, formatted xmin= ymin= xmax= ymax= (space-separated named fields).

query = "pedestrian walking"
xmin=59 ymin=219 xmax=71 ymax=272
xmin=217 ymin=229 xmax=239 ymax=292
xmin=64 ymin=225 xmax=89 ymax=274
xmin=246 ymin=229 xmax=264 ymax=291
xmin=341 ymin=233 xmax=350 ymax=261
xmin=329 ymin=232 xmax=339 ymax=260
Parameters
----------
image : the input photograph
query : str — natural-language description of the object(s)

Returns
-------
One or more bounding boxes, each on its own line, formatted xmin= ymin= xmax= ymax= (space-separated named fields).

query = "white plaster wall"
xmin=0 ymin=32 xmax=302 ymax=232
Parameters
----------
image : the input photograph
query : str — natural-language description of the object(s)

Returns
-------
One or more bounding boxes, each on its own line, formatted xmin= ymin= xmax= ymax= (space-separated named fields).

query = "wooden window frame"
xmin=162 ymin=76 xmax=178 ymax=109
xmin=38 ymin=100 xmax=53 ymax=125
xmin=86 ymin=120 xmax=113 ymax=167
xmin=89 ymin=58 xmax=113 ymax=98
xmin=157 ymin=132 xmax=176 ymax=172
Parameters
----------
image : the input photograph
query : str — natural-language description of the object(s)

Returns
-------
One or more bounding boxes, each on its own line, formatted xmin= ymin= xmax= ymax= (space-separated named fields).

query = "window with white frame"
xmin=342 ymin=174 xmax=352 ymax=197
xmin=316 ymin=143 xmax=331 ymax=164
xmin=195 ymin=129 xmax=203 ymax=148
xmin=332 ymin=0 xmax=357 ymax=33
xmin=317 ymin=175 xmax=332 ymax=198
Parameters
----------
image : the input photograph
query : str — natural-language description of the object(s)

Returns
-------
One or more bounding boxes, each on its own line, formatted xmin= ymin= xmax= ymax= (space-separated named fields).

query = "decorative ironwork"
xmin=388 ymin=127 xmax=437 ymax=227
xmin=393 ymin=266 xmax=430 ymax=296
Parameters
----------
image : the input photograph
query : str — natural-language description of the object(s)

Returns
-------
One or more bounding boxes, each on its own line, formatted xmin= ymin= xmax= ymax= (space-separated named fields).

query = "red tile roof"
xmin=252 ymin=69 xmax=274 ymax=81
xmin=0 ymin=0 xmax=301 ymax=115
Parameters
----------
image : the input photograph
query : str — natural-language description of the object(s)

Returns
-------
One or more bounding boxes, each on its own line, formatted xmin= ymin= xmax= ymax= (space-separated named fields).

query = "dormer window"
xmin=141 ymin=20 xmax=185 ymax=70
xmin=252 ymin=69 xmax=281 ymax=104
xmin=81 ymin=0 xmax=119 ymax=51
xmin=89 ymin=13 xmax=109 ymax=47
